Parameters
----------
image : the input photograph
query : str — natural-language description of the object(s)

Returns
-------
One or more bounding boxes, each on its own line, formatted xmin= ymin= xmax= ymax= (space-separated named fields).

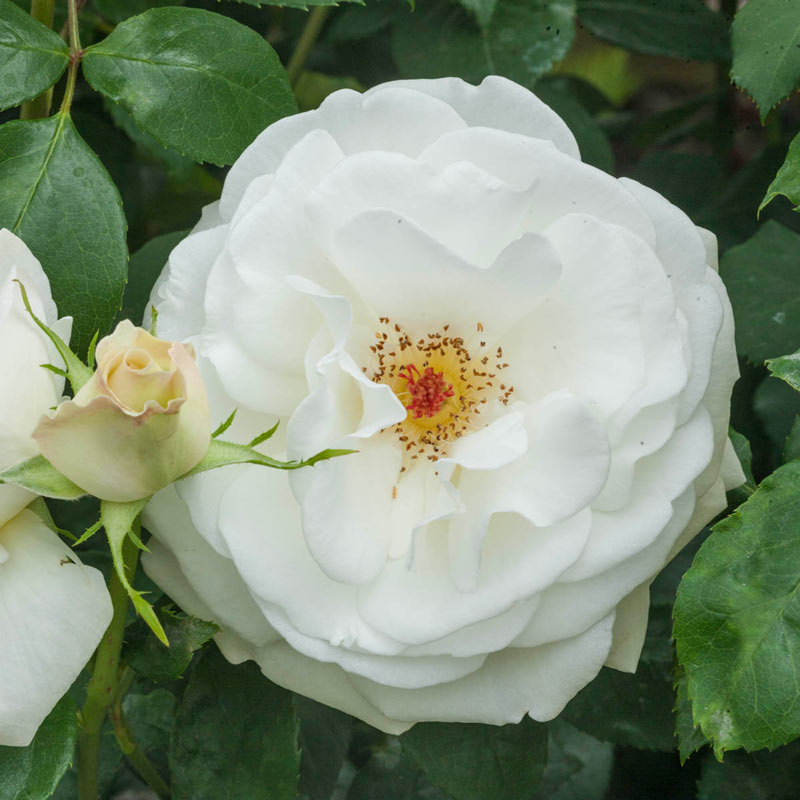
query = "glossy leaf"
xmin=761 ymin=130 xmax=800 ymax=213
xmin=392 ymin=0 xmax=575 ymax=89
xmin=124 ymin=611 xmax=219 ymax=682
xmin=720 ymin=221 xmax=800 ymax=363
xmin=0 ymin=115 xmax=128 ymax=353
xmin=0 ymin=0 xmax=69 ymax=110
xmin=0 ymin=695 xmax=78 ymax=800
xmin=401 ymin=718 xmax=548 ymax=800
xmin=532 ymin=721 xmax=613 ymax=800
xmin=767 ymin=350 xmax=800 ymax=393
xmin=83 ymin=7 xmax=297 ymax=166
xmin=577 ymin=0 xmax=729 ymax=61
xmin=674 ymin=461 xmax=800 ymax=754
xmin=731 ymin=0 xmax=800 ymax=120
xmin=296 ymin=698 xmax=353 ymax=800
xmin=170 ymin=646 xmax=300 ymax=800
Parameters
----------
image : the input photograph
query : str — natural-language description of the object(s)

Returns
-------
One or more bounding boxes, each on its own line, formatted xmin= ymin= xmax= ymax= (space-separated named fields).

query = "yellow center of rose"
xmin=364 ymin=317 xmax=513 ymax=465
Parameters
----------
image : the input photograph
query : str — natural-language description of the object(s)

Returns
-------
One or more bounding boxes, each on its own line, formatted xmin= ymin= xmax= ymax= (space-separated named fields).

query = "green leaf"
xmin=124 ymin=610 xmax=219 ymax=682
xmin=347 ymin=738 xmax=448 ymax=800
xmin=760 ymin=130 xmax=800 ymax=214
xmin=82 ymin=7 xmax=297 ymax=166
xmin=392 ymin=0 xmax=576 ymax=89
xmin=296 ymin=697 xmax=353 ymax=800
xmin=170 ymin=646 xmax=300 ymax=800
xmin=562 ymin=594 xmax=676 ymax=752
xmin=233 ymin=0 xmax=360 ymax=8
xmin=182 ymin=436 xmax=355 ymax=479
xmin=729 ymin=428 xmax=756 ymax=489
xmin=731 ymin=0 xmax=800 ymax=121
xmin=720 ymin=221 xmax=800 ymax=363
xmin=674 ymin=663 xmax=709 ymax=763
xmin=697 ymin=739 xmax=800 ymax=800
xmin=577 ymin=0 xmax=729 ymax=61
xmin=106 ymin=100 xmax=195 ymax=180
xmin=0 ymin=455 xmax=87 ymax=500
xmin=767 ymin=350 xmax=800 ymax=393
xmin=534 ymin=78 xmax=614 ymax=173
xmin=786 ymin=417 xmax=800 ymax=463
xmin=0 ymin=0 xmax=69 ymax=110
xmin=0 ymin=694 xmax=78 ymax=800
xmin=674 ymin=460 xmax=800 ymax=754
xmin=100 ymin=498 xmax=168 ymax=645
xmin=120 ymin=229 xmax=188 ymax=325
xmin=123 ymin=689 xmax=178 ymax=754
xmin=0 ymin=114 xmax=128 ymax=354
xmin=531 ymin=720 xmax=613 ymax=800
xmin=401 ymin=718 xmax=548 ymax=800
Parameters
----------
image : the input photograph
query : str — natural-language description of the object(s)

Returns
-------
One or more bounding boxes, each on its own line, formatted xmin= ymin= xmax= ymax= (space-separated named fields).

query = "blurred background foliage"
xmin=3 ymin=0 xmax=800 ymax=797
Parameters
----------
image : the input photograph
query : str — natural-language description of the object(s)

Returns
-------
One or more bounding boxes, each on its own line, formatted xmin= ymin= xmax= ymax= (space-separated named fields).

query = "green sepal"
xmin=211 ymin=408 xmax=237 ymax=439
xmin=14 ymin=280 xmax=94 ymax=394
xmin=181 ymin=437 xmax=356 ymax=480
xmin=0 ymin=454 xmax=87 ymax=500
xmin=100 ymin=498 xmax=168 ymax=646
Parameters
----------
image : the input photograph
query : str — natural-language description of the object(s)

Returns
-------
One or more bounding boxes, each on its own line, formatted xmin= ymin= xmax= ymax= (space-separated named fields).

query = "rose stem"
xmin=19 ymin=0 xmax=56 ymax=119
xmin=286 ymin=5 xmax=331 ymax=86
xmin=109 ymin=669 xmax=171 ymax=800
xmin=77 ymin=533 xmax=138 ymax=800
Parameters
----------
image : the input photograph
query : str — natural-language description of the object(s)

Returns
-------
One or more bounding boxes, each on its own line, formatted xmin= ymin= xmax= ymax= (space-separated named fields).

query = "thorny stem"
xmin=77 ymin=535 xmax=139 ymax=800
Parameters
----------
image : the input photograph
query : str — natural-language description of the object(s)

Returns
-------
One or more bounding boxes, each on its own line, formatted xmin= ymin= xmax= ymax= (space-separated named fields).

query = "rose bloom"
xmin=0 ymin=230 xmax=111 ymax=747
xmin=142 ymin=77 xmax=744 ymax=733
xmin=34 ymin=321 xmax=211 ymax=502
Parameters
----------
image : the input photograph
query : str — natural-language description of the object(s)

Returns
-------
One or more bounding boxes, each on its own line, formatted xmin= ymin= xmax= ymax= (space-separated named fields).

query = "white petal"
xmin=221 ymin=85 xmax=468 ymax=220
xmin=0 ymin=511 xmax=112 ymax=746
xmin=444 ymin=410 xmax=527 ymax=470
xmin=420 ymin=128 xmax=654 ymax=244
xmin=373 ymin=76 xmax=580 ymax=159
xmin=308 ymin=151 xmax=540 ymax=268
xmin=152 ymin=224 xmax=226 ymax=343
xmin=330 ymin=209 xmax=562 ymax=339
xmin=350 ymin=613 xmax=615 ymax=725
xmin=300 ymin=439 xmax=400 ymax=584
xmin=604 ymin=581 xmax=650 ymax=673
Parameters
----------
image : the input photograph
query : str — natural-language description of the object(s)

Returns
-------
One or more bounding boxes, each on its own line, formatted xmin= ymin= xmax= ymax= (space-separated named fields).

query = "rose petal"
xmin=0 ymin=511 xmax=112 ymax=746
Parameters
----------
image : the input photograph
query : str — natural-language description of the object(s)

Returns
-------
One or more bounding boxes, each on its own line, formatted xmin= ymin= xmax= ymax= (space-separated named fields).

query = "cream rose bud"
xmin=34 ymin=321 xmax=211 ymax=503
xmin=142 ymin=77 xmax=745 ymax=733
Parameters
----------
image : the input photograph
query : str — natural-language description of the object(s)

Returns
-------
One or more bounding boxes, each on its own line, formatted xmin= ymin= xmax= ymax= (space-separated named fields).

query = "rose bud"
xmin=33 ymin=320 xmax=210 ymax=502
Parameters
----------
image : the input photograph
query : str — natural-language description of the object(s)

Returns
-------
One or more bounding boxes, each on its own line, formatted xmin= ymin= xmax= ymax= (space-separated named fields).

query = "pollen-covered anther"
xmin=365 ymin=316 xmax=513 ymax=461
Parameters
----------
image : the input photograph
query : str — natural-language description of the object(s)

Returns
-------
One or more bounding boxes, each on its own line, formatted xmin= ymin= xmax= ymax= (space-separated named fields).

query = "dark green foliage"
xmin=82 ymin=7 xmax=297 ymax=165
xmin=401 ymin=718 xmax=548 ymax=800
xmin=0 ymin=696 xmax=78 ymax=800
xmin=0 ymin=0 xmax=68 ymax=110
xmin=170 ymin=646 xmax=300 ymax=799
xmin=0 ymin=115 xmax=127 ymax=352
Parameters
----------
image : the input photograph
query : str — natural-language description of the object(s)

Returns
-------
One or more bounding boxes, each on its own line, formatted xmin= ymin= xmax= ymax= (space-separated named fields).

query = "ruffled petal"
xmin=0 ymin=511 xmax=112 ymax=746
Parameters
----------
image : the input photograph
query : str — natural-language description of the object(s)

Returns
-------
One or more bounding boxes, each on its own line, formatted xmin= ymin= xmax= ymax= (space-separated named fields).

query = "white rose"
xmin=141 ymin=77 xmax=744 ymax=734
xmin=0 ymin=230 xmax=112 ymax=747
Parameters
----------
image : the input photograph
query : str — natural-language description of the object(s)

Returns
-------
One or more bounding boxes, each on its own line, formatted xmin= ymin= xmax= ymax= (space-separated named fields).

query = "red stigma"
xmin=400 ymin=364 xmax=455 ymax=419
